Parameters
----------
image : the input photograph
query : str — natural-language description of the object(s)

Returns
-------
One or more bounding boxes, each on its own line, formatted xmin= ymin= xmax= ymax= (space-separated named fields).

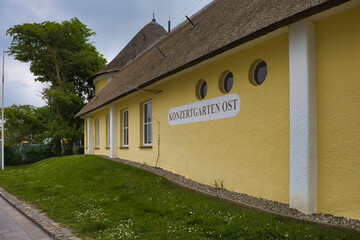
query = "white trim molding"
xmin=289 ymin=19 xmax=317 ymax=214
xmin=87 ymin=117 xmax=94 ymax=154
xmin=110 ymin=104 xmax=118 ymax=158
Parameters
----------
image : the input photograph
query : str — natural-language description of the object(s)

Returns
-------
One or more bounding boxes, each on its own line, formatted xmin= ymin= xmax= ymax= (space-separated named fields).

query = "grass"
xmin=0 ymin=155 xmax=359 ymax=240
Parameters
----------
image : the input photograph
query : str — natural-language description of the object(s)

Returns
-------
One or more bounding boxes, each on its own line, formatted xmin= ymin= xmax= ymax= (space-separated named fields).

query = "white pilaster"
xmin=289 ymin=19 xmax=317 ymax=214
xmin=87 ymin=117 xmax=94 ymax=154
xmin=110 ymin=104 xmax=118 ymax=158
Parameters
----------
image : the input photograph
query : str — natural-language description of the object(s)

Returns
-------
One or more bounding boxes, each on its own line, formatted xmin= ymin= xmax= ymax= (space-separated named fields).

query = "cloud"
xmin=3 ymin=0 xmax=60 ymax=22
xmin=2 ymin=57 xmax=46 ymax=107
xmin=0 ymin=0 xmax=213 ymax=108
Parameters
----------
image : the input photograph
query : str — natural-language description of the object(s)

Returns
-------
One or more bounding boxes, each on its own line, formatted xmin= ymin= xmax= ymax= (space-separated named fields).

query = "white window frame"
xmin=122 ymin=109 xmax=129 ymax=147
xmin=143 ymin=101 xmax=152 ymax=146
xmin=96 ymin=119 xmax=100 ymax=148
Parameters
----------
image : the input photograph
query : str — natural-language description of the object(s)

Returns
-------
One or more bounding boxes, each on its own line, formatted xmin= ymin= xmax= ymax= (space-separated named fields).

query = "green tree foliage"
xmin=6 ymin=17 xmax=106 ymax=101
xmin=6 ymin=18 xmax=106 ymax=153
xmin=43 ymin=85 xmax=83 ymax=154
xmin=3 ymin=104 xmax=49 ymax=145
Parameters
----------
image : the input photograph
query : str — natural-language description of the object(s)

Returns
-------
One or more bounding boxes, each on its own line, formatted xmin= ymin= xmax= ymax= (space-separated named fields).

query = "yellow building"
xmin=76 ymin=0 xmax=360 ymax=220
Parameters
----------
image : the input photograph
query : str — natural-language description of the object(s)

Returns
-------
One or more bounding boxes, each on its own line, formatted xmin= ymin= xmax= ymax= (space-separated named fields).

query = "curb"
xmin=0 ymin=187 xmax=81 ymax=240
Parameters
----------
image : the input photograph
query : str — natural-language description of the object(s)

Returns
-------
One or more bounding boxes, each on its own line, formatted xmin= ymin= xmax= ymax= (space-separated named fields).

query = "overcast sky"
xmin=0 ymin=0 xmax=213 ymax=108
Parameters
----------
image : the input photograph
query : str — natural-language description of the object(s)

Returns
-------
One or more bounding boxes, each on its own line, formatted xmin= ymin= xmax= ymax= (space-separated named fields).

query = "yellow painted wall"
xmin=95 ymin=77 xmax=109 ymax=94
xmin=316 ymin=7 xmax=360 ymax=220
xmin=114 ymin=34 xmax=290 ymax=203
xmin=83 ymin=6 xmax=360 ymax=220
xmin=116 ymin=95 xmax=159 ymax=165
xmin=92 ymin=108 xmax=110 ymax=156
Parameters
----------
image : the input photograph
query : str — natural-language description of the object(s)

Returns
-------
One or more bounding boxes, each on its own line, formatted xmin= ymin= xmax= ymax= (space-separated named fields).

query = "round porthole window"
xmin=250 ymin=60 xmax=267 ymax=86
xmin=196 ymin=80 xmax=207 ymax=100
xmin=223 ymin=72 xmax=233 ymax=93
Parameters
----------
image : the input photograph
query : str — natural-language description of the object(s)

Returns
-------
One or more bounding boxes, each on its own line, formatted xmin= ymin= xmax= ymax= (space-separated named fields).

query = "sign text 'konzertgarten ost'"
xmin=168 ymin=94 xmax=241 ymax=125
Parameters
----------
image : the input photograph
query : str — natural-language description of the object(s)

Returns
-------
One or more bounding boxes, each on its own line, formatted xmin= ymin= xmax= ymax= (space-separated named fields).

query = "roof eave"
xmin=76 ymin=0 xmax=349 ymax=118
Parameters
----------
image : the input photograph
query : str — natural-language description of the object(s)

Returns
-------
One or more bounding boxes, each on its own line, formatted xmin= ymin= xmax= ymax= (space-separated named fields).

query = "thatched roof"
xmin=76 ymin=0 xmax=348 ymax=118
xmin=89 ymin=20 xmax=167 ymax=84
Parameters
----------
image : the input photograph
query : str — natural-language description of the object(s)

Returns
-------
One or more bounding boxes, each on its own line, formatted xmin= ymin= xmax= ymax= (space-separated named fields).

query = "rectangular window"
xmin=96 ymin=119 xmax=100 ymax=148
xmin=122 ymin=109 xmax=129 ymax=147
xmin=107 ymin=115 xmax=110 ymax=147
xmin=143 ymin=101 xmax=152 ymax=146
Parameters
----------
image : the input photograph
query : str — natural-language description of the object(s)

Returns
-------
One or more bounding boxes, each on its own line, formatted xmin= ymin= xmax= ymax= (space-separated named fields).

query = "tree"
xmin=7 ymin=17 xmax=106 ymax=102
xmin=43 ymin=84 xmax=84 ymax=154
xmin=6 ymin=18 xmax=106 ymax=153
xmin=3 ymin=104 xmax=49 ymax=145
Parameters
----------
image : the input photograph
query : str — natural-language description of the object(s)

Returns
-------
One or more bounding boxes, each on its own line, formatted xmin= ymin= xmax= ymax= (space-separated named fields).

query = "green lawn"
xmin=0 ymin=155 xmax=358 ymax=239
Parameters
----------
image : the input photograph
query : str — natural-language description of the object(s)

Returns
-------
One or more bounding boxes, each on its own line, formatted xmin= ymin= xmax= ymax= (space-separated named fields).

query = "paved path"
xmin=0 ymin=197 xmax=52 ymax=240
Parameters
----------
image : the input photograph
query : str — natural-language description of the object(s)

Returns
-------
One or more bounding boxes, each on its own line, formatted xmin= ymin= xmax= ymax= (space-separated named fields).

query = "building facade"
xmin=77 ymin=0 xmax=360 ymax=220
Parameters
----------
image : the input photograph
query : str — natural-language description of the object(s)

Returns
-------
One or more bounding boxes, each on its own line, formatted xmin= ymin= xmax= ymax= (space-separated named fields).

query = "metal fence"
xmin=16 ymin=144 xmax=49 ymax=164
xmin=4 ymin=142 xmax=84 ymax=166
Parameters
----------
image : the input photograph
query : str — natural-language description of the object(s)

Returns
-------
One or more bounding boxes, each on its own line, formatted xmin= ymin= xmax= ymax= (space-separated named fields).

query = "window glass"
xmin=196 ymin=80 xmax=208 ymax=100
xmin=147 ymin=102 xmax=152 ymax=123
xmin=122 ymin=110 xmax=129 ymax=147
xmin=143 ymin=101 xmax=152 ymax=145
xmin=96 ymin=119 xmax=100 ymax=147
xmin=253 ymin=60 xmax=267 ymax=85
xmin=223 ymin=72 xmax=233 ymax=93
xmin=147 ymin=123 xmax=152 ymax=142
xmin=199 ymin=81 xmax=207 ymax=99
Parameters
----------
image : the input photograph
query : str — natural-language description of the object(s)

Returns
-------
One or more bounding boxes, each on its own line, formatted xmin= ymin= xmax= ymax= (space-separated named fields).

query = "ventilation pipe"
xmin=168 ymin=17 xmax=171 ymax=33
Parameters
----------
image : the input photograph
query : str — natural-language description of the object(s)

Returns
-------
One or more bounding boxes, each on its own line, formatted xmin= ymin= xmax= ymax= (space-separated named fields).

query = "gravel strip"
xmin=102 ymin=155 xmax=360 ymax=232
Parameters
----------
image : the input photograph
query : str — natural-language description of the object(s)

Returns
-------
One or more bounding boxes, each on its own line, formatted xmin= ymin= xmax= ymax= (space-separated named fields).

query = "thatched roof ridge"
xmin=89 ymin=20 xmax=167 ymax=84
xmin=77 ymin=0 xmax=348 ymax=117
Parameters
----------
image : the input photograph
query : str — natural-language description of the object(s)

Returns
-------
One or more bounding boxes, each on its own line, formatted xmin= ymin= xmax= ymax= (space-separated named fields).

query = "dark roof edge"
xmin=76 ymin=0 xmax=348 ymax=118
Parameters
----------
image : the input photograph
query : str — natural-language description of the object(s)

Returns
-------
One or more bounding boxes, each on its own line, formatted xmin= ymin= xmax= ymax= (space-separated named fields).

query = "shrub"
xmin=64 ymin=149 xmax=73 ymax=156
xmin=4 ymin=144 xmax=22 ymax=166
xmin=43 ymin=145 xmax=56 ymax=159
xmin=24 ymin=146 xmax=43 ymax=164
xmin=77 ymin=147 xmax=84 ymax=154
xmin=3 ymin=142 xmax=74 ymax=166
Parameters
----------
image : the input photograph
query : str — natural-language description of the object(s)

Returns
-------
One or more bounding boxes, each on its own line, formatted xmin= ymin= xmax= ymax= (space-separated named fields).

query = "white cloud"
xmin=2 ymin=57 xmax=46 ymax=107
xmin=9 ymin=0 xmax=60 ymax=21
xmin=0 ymin=0 xmax=214 ymax=108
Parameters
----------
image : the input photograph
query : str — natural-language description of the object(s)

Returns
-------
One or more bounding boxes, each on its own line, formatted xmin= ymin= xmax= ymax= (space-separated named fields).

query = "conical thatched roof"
xmin=89 ymin=20 xmax=167 ymax=84
xmin=77 ymin=0 xmax=347 ymax=118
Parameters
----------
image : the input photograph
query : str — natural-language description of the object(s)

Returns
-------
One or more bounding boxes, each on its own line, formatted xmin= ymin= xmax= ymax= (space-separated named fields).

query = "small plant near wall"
xmin=214 ymin=180 xmax=224 ymax=189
